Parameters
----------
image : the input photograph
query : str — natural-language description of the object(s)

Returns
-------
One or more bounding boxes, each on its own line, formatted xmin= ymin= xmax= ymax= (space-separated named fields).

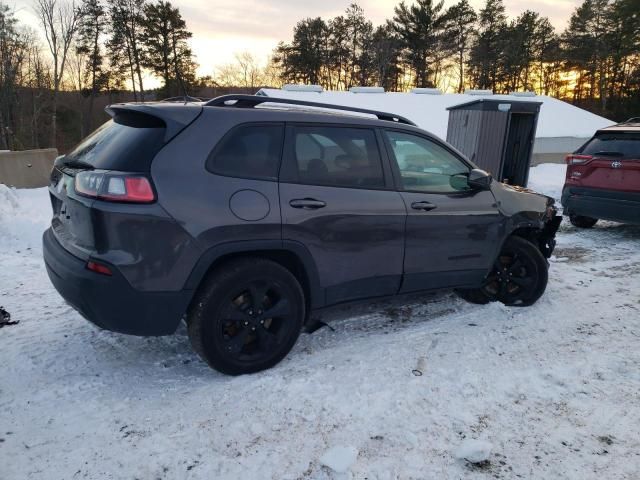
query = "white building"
xmin=257 ymin=86 xmax=615 ymax=164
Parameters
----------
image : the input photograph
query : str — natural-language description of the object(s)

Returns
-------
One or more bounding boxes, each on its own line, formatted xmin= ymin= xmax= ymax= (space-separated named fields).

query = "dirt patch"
xmin=553 ymin=246 xmax=591 ymax=263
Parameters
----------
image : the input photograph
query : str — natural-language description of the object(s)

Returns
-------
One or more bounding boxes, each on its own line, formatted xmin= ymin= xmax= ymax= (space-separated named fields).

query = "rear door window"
xmin=64 ymin=111 xmax=166 ymax=172
xmin=285 ymin=126 xmax=385 ymax=188
xmin=580 ymin=132 xmax=640 ymax=159
xmin=207 ymin=124 xmax=284 ymax=180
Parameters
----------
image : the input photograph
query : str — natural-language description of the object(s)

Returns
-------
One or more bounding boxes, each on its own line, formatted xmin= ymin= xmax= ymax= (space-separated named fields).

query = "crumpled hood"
xmin=491 ymin=181 xmax=554 ymax=218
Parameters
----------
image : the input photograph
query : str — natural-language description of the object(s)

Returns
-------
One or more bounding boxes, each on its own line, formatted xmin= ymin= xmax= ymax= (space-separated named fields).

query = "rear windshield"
xmin=64 ymin=111 xmax=166 ymax=172
xmin=580 ymin=132 xmax=640 ymax=159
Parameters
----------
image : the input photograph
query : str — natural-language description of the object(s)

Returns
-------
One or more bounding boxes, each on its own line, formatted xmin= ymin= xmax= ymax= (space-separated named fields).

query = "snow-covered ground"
xmin=2 ymin=164 xmax=640 ymax=479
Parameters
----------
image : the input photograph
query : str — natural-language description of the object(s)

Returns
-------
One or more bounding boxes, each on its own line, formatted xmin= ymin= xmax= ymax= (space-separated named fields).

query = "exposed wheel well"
xmin=193 ymin=250 xmax=314 ymax=320
xmin=510 ymin=227 xmax=541 ymax=244
xmin=510 ymin=226 xmax=555 ymax=258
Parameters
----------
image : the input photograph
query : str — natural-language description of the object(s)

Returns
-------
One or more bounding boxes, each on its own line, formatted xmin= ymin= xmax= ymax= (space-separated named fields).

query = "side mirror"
xmin=467 ymin=168 xmax=492 ymax=190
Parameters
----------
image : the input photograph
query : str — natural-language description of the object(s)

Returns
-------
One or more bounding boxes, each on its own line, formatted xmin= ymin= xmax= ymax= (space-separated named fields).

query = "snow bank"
xmin=258 ymin=89 xmax=614 ymax=142
xmin=528 ymin=163 xmax=566 ymax=202
xmin=0 ymin=185 xmax=50 ymax=251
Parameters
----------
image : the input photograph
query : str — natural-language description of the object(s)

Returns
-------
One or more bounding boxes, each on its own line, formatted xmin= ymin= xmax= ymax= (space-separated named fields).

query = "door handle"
xmin=289 ymin=198 xmax=327 ymax=210
xmin=411 ymin=201 xmax=437 ymax=211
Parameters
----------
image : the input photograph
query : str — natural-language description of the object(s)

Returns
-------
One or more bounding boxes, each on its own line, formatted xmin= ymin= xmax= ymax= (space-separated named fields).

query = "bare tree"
xmin=262 ymin=55 xmax=283 ymax=88
xmin=215 ymin=52 xmax=266 ymax=90
xmin=66 ymin=48 xmax=87 ymax=137
xmin=22 ymin=32 xmax=52 ymax=148
xmin=34 ymin=0 xmax=81 ymax=147
xmin=234 ymin=51 xmax=264 ymax=89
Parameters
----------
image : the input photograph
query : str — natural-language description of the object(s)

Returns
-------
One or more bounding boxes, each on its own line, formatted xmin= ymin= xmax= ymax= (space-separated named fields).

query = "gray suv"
xmin=43 ymin=95 xmax=562 ymax=375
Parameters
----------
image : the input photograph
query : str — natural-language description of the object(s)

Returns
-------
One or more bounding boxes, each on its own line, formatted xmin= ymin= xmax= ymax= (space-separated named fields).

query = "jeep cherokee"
xmin=43 ymin=95 xmax=562 ymax=375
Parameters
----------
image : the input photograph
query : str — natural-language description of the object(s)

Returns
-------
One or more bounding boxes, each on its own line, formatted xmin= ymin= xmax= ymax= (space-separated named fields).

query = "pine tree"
xmin=443 ymin=0 xmax=477 ymax=92
xmin=275 ymin=18 xmax=329 ymax=86
xmin=468 ymin=0 xmax=507 ymax=91
xmin=371 ymin=22 xmax=403 ymax=91
xmin=392 ymin=0 xmax=449 ymax=88
xmin=77 ymin=0 xmax=107 ymax=132
xmin=344 ymin=3 xmax=375 ymax=87
xmin=108 ymin=0 xmax=146 ymax=100
xmin=140 ymin=0 xmax=196 ymax=98
xmin=0 ymin=3 xmax=24 ymax=149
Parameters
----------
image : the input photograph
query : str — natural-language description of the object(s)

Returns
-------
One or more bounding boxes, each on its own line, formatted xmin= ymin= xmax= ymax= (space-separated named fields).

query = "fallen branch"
xmin=0 ymin=306 xmax=18 ymax=328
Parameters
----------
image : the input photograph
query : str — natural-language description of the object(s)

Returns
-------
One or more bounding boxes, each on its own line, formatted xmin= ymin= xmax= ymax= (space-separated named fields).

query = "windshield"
xmin=580 ymin=132 xmax=640 ymax=159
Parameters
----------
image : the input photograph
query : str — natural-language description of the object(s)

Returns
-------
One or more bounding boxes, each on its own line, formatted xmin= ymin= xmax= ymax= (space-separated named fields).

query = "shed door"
xmin=502 ymin=113 xmax=536 ymax=186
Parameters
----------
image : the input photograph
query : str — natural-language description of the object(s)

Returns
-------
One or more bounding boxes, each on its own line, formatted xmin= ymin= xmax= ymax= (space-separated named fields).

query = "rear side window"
xmin=288 ymin=126 xmax=384 ymax=188
xmin=580 ymin=132 xmax=640 ymax=159
xmin=64 ymin=111 xmax=166 ymax=172
xmin=207 ymin=124 xmax=284 ymax=180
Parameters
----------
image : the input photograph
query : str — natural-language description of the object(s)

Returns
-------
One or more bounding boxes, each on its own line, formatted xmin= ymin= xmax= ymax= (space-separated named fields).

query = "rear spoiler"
xmin=105 ymin=103 xmax=202 ymax=142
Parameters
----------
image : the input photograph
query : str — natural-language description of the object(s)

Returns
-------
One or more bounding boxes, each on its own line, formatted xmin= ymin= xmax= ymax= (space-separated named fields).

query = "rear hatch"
xmin=566 ymin=131 xmax=640 ymax=193
xmin=48 ymin=104 xmax=201 ymax=259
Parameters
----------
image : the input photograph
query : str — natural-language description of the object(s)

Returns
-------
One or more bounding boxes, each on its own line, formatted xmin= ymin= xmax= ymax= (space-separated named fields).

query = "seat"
xmin=305 ymin=158 xmax=329 ymax=181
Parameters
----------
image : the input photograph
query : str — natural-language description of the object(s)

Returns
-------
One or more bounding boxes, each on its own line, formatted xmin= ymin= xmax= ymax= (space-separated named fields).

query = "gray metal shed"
xmin=446 ymin=99 xmax=542 ymax=186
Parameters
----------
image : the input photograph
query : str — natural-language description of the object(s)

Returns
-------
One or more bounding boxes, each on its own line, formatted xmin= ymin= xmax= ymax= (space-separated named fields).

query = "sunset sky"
xmin=11 ymin=0 xmax=582 ymax=78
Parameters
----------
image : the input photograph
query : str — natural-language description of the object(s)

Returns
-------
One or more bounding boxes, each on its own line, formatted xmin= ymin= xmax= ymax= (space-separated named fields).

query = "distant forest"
xmin=1 ymin=0 xmax=639 ymax=153
xmin=274 ymin=1 xmax=639 ymax=119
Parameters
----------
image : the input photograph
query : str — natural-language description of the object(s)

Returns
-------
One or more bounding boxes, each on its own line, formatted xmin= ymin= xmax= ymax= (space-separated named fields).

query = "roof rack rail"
xmin=622 ymin=117 xmax=640 ymax=124
xmin=162 ymin=95 xmax=209 ymax=103
xmin=204 ymin=94 xmax=417 ymax=126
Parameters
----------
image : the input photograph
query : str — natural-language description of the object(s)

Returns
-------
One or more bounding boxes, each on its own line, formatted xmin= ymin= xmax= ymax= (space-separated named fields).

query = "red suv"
xmin=562 ymin=118 xmax=640 ymax=228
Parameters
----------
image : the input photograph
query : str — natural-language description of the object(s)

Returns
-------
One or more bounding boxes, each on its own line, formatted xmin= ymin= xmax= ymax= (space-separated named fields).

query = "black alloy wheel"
xmin=217 ymin=280 xmax=294 ymax=362
xmin=456 ymin=236 xmax=548 ymax=307
xmin=188 ymin=258 xmax=305 ymax=375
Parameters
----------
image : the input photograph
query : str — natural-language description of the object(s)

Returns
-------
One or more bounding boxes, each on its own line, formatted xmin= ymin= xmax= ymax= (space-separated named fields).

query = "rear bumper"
xmin=43 ymin=228 xmax=191 ymax=336
xmin=561 ymin=186 xmax=640 ymax=224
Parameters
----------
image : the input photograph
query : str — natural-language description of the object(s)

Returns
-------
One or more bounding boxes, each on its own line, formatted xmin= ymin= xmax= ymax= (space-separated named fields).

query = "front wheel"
xmin=569 ymin=214 xmax=598 ymax=228
xmin=456 ymin=236 xmax=548 ymax=307
xmin=187 ymin=258 xmax=305 ymax=375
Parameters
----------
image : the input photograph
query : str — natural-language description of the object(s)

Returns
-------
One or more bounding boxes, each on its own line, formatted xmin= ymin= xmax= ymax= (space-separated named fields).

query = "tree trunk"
xmin=51 ymin=86 xmax=58 ymax=149
xmin=458 ymin=48 xmax=464 ymax=93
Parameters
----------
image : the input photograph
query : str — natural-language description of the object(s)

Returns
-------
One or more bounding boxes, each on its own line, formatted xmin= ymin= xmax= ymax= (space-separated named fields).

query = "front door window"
xmin=384 ymin=130 xmax=471 ymax=193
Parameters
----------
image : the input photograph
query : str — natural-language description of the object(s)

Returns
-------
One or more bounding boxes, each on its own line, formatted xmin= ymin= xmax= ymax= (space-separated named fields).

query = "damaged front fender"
xmin=490 ymin=182 xmax=562 ymax=258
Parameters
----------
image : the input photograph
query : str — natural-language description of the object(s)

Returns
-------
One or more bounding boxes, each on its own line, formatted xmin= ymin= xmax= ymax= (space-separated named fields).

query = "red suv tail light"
xmin=75 ymin=171 xmax=155 ymax=203
xmin=565 ymin=154 xmax=593 ymax=165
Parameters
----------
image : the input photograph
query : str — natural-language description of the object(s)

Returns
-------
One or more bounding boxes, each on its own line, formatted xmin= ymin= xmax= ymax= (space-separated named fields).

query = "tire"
xmin=187 ymin=257 xmax=305 ymax=375
xmin=569 ymin=214 xmax=598 ymax=229
xmin=456 ymin=236 xmax=549 ymax=307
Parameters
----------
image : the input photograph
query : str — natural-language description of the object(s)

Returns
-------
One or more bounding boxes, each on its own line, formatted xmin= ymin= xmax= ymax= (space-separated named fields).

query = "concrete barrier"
xmin=0 ymin=148 xmax=58 ymax=188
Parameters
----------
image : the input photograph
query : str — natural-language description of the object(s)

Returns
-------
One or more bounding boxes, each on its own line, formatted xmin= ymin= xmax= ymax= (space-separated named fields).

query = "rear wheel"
xmin=569 ymin=214 xmax=598 ymax=229
xmin=188 ymin=258 xmax=305 ymax=375
xmin=456 ymin=236 xmax=548 ymax=307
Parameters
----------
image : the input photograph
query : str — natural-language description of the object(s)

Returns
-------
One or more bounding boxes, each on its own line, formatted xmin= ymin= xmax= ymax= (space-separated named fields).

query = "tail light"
xmin=75 ymin=171 xmax=155 ymax=203
xmin=565 ymin=154 xmax=592 ymax=165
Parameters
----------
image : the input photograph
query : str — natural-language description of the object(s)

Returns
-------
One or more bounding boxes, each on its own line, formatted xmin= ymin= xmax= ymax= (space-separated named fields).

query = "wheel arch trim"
xmin=183 ymin=239 xmax=324 ymax=309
